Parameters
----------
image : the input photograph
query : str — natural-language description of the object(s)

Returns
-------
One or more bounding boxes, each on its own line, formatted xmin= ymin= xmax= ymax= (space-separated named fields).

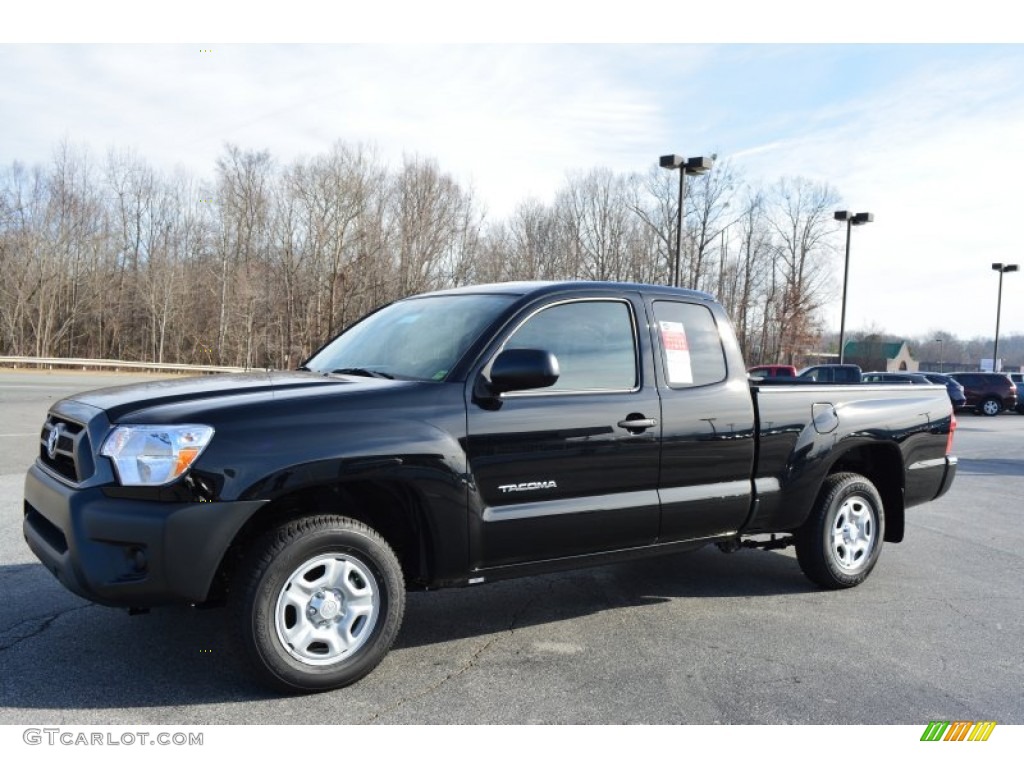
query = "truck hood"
xmin=61 ymin=371 xmax=390 ymax=422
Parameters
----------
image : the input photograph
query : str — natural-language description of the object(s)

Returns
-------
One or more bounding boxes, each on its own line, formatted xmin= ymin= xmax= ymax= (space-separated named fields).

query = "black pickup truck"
xmin=23 ymin=281 xmax=957 ymax=693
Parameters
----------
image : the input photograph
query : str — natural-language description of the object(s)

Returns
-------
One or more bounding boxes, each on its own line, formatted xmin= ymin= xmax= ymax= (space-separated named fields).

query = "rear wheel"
xmin=796 ymin=473 xmax=884 ymax=590
xmin=979 ymin=397 xmax=1002 ymax=416
xmin=231 ymin=515 xmax=405 ymax=694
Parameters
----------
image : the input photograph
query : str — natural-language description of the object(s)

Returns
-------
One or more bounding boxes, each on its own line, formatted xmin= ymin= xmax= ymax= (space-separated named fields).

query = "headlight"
xmin=100 ymin=424 xmax=215 ymax=486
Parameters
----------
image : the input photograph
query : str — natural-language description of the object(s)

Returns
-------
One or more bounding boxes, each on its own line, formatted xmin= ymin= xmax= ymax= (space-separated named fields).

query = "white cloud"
xmin=725 ymin=50 xmax=1024 ymax=339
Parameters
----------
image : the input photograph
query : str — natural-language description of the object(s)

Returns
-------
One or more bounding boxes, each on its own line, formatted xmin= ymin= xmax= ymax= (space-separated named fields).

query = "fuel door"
xmin=812 ymin=402 xmax=838 ymax=434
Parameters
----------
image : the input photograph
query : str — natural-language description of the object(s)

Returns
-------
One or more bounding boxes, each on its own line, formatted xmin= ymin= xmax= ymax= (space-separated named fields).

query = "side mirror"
xmin=489 ymin=349 xmax=560 ymax=394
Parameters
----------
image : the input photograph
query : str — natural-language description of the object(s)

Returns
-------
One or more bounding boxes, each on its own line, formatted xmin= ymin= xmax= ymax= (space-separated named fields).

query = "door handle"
xmin=617 ymin=416 xmax=658 ymax=433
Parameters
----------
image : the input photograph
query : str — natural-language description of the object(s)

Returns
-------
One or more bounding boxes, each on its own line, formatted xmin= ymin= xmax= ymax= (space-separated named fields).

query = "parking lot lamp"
xmin=991 ymin=263 xmax=1019 ymax=372
xmin=834 ymin=210 xmax=874 ymax=364
xmin=660 ymin=155 xmax=714 ymax=287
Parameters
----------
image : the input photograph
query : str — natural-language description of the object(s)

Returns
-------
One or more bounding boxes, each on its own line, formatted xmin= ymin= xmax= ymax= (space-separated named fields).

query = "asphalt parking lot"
xmin=1 ymin=369 xmax=1022 ymax=725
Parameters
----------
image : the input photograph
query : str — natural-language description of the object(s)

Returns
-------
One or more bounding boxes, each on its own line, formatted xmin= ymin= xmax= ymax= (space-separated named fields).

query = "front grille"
xmin=39 ymin=417 xmax=93 ymax=484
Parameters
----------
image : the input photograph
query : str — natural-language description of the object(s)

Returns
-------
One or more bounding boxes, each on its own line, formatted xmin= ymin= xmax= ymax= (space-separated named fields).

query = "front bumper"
xmin=24 ymin=463 xmax=264 ymax=607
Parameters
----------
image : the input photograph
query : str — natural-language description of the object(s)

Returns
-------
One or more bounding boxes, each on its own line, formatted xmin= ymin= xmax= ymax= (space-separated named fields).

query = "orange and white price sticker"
xmin=659 ymin=320 xmax=693 ymax=384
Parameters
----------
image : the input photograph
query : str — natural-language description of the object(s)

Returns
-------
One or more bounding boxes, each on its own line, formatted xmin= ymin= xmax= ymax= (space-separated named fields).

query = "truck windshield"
xmin=304 ymin=293 xmax=517 ymax=381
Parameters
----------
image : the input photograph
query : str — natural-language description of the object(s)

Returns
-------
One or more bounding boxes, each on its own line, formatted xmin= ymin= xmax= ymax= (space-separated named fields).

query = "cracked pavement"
xmin=0 ymin=604 xmax=94 ymax=652
xmin=1 ymin=370 xmax=1022 ymax=724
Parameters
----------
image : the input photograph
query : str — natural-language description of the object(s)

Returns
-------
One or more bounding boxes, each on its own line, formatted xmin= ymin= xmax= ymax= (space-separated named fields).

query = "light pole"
xmin=935 ymin=338 xmax=944 ymax=373
xmin=991 ymin=262 xmax=1019 ymax=372
xmin=834 ymin=210 xmax=874 ymax=364
xmin=660 ymin=155 xmax=714 ymax=288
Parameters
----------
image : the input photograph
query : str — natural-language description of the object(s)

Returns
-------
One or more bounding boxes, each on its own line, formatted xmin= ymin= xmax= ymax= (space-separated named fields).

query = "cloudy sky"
xmin=3 ymin=3 xmax=1022 ymax=342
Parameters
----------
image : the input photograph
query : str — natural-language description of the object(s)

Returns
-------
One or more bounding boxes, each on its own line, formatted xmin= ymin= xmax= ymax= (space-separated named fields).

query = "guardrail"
xmin=0 ymin=356 xmax=249 ymax=374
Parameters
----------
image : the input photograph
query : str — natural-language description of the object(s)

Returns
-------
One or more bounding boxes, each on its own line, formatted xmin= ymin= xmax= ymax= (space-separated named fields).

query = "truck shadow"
xmin=396 ymin=546 xmax=810 ymax=650
xmin=0 ymin=548 xmax=811 ymax=711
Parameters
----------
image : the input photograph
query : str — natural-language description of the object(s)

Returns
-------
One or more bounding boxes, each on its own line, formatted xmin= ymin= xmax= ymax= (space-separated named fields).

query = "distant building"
xmin=843 ymin=340 xmax=917 ymax=372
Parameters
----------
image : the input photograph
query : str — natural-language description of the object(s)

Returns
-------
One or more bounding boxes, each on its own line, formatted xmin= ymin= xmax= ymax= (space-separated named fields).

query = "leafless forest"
xmin=0 ymin=139 xmax=890 ymax=369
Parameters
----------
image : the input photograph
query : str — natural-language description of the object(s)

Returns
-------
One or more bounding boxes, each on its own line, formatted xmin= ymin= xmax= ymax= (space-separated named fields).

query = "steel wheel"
xmin=797 ymin=473 xmax=885 ymax=589
xmin=232 ymin=515 xmax=405 ymax=694
xmin=274 ymin=553 xmax=381 ymax=666
xmin=829 ymin=494 xmax=877 ymax=573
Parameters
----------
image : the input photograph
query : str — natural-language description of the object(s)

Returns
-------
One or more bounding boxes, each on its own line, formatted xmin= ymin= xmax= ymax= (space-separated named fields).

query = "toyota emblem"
xmin=46 ymin=423 xmax=63 ymax=460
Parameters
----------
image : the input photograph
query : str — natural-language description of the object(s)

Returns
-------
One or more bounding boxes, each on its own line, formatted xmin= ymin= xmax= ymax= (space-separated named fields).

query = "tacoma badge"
xmin=498 ymin=481 xmax=558 ymax=493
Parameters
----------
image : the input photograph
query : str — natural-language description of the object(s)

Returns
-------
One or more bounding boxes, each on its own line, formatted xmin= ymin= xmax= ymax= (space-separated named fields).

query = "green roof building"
xmin=843 ymin=340 xmax=917 ymax=372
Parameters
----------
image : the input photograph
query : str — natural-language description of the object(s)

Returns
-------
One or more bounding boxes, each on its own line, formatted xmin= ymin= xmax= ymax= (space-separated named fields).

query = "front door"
xmin=465 ymin=294 xmax=662 ymax=569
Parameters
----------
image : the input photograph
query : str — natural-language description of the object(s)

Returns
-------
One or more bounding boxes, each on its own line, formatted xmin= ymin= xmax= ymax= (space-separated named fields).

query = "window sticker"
xmin=659 ymin=320 xmax=693 ymax=384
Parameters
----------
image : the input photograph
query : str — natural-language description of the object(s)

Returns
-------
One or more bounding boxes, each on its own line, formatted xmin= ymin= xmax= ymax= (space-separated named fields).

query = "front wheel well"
xmin=208 ymin=481 xmax=432 ymax=603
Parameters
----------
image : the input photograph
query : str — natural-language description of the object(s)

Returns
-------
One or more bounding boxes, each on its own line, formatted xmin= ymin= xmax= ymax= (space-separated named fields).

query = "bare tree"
xmin=684 ymin=158 xmax=736 ymax=293
xmin=765 ymin=177 xmax=840 ymax=363
xmin=2 ymin=138 xmax=865 ymax=372
xmin=725 ymin=188 xmax=777 ymax=363
xmin=387 ymin=156 xmax=479 ymax=297
xmin=215 ymin=144 xmax=274 ymax=367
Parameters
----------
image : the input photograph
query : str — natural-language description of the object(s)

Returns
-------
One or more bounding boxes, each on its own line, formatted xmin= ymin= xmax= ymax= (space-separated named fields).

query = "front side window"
xmin=502 ymin=300 xmax=638 ymax=392
xmin=652 ymin=300 xmax=727 ymax=388
xmin=801 ymin=368 xmax=823 ymax=382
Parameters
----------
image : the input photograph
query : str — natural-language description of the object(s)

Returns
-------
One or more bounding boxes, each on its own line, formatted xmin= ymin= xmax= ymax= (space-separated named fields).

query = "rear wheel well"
xmin=827 ymin=445 xmax=905 ymax=543
xmin=208 ymin=481 xmax=432 ymax=604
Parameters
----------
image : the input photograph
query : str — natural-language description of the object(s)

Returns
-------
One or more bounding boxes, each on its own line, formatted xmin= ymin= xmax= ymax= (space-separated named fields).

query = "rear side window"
xmin=652 ymin=301 xmax=727 ymax=387
xmin=836 ymin=367 xmax=859 ymax=382
xmin=806 ymin=366 xmax=859 ymax=382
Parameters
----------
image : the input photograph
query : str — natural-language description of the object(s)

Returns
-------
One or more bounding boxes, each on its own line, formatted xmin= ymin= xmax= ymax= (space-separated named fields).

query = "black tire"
xmin=796 ymin=473 xmax=885 ymax=590
xmin=978 ymin=397 xmax=1002 ymax=416
xmin=231 ymin=515 xmax=405 ymax=694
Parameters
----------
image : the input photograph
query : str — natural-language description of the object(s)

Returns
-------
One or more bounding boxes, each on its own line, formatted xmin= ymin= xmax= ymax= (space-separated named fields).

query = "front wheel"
xmin=231 ymin=515 xmax=405 ymax=694
xmin=796 ymin=473 xmax=885 ymax=590
xmin=979 ymin=397 xmax=1002 ymax=416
